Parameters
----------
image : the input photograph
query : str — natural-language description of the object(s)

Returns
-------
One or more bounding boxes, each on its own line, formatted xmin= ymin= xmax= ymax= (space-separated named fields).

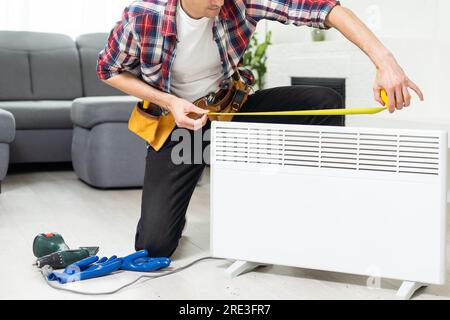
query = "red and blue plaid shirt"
xmin=97 ymin=0 xmax=339 ymax=94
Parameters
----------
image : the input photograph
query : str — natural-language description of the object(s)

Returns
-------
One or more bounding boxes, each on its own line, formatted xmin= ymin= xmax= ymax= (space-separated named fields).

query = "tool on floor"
xmin=207 ymin=90 xmax=390 ymax=116
xmin=41 ymin=256 xmax=222 ymax=296
xmin=35 ymin=249 xmax=96 ymax=269
xmin=33 ymin=233 xmax=99 ymax=269
xmin=47 ymin=255 xmax=122 ymax=284
xmin=32 ymin=235 xmax=217 ymax=296
xmin=120 ymin=250 xmax=171 ymax=272
xmin=33 ymin=233 xmax=69 ymax=257
xmin=46 ymin=250 xmax=171 ymax=284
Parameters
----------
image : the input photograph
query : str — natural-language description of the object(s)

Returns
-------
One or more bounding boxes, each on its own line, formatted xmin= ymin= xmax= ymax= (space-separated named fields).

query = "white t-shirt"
xmin=169 ymin=1 xmax=223 ymax=102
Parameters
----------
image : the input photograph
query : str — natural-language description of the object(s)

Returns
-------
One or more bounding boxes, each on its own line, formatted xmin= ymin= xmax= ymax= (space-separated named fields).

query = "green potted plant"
xmin=311 ymin=28 xmax=326 ymax=42
xmin=242 ymin=31 xmax=272 ymax=90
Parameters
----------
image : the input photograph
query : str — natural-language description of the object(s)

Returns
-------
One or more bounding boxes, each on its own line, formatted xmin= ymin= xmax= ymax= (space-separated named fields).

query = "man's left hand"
xmin=374 ymin=55 xmax=424 ymax=113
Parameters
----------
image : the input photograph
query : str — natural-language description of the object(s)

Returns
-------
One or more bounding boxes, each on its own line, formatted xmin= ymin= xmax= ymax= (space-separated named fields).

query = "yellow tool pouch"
xmin=128 ymin=100 xmax=176 ymax=152
xmin=128 ymin=71 xmax=252 ymax=152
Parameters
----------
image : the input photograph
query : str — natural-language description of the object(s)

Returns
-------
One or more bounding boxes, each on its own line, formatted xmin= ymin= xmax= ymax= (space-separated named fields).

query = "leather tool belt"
xmin=192 ymin=71 xmax=252 ymax=122
xmin=128 ymin=70 xmax=252 ymax=151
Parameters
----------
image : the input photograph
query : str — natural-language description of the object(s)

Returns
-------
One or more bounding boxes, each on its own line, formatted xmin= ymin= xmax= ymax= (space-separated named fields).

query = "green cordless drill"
xmin=33 ymin=233 xmax=99 ymax=269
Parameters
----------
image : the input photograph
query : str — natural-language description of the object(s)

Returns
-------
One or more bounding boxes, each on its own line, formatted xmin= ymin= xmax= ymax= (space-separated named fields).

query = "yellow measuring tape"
xmin=208 ymin=90 xmax=389 ymax=116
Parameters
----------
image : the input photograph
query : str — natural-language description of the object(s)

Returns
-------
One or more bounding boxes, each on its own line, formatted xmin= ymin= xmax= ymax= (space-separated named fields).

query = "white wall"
xmin=267 ymin=0 xmax=439 ymax=44
xmin=264 ymin=0 xmax=450 ymax=127
xmin=0 ymin=0 xmax=131 ymax=39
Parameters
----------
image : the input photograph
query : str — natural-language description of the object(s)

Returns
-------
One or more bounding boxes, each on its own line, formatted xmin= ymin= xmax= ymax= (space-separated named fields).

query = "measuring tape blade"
xmin=208 ymin=107 xmax=387 ymax=117
xmin=208 ymin=90 xmax=389 ymax=117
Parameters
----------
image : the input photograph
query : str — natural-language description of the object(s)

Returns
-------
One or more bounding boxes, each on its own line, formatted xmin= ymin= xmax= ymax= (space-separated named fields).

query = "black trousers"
xmin=135 ymin=85 xmax=345 ymax=257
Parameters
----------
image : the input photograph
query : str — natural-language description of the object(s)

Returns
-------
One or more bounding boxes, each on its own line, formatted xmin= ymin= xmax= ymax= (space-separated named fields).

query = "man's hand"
xmin=102 ymin=72 xmax=209 ymax=129
xmin=374 ymin=55 xmax=424 ymax=113
xmin=167 ymin=97 xmax=209 ymax=130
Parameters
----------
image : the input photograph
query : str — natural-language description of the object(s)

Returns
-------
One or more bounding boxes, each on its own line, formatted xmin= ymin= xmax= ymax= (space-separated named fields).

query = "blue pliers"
xmin=120 ymin=250 xmax=171 ymax=272
xmin=48 ymin=250 xmax=171 ymax=284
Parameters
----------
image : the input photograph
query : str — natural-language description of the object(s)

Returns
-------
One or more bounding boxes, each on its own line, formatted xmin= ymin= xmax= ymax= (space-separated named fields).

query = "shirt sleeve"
xmin=96 ymin=10 xmax=141 ymax=80
xmin=246 ymin=0 xmax=340 ymax=29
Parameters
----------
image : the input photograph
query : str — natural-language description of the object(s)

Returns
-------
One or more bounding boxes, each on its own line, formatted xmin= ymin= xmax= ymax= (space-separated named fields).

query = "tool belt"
xmin=128 ymin=71 xmax=252 ymax=151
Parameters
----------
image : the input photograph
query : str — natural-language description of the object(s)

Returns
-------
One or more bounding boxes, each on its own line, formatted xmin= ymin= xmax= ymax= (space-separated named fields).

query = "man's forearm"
xmin=103 ymin=72 xmax=176 ymax=111
xmin=325 ymin=6 xmax=395 ymax=70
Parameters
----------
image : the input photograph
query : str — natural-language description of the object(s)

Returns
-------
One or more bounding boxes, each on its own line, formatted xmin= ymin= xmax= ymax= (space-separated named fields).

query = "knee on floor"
xmin=318 ymin=87 xmax=344 ymax=109
xmin=136 ymin=235 xmax=179 ymax=257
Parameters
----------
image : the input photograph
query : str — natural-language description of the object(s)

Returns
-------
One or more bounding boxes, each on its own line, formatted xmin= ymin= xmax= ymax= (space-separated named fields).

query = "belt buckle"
xmin=205 ymin=91 xmax=216 ymax=106
xmin=231 ymin=89 xmax=246 ymax=112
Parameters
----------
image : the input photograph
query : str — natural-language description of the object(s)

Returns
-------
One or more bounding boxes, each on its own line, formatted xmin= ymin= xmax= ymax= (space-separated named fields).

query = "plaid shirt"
xmin=97 ymin=0 xmax=339 ymax=94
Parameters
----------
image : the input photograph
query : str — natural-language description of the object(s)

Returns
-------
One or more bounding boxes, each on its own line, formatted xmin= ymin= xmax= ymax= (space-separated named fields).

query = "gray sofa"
xmin=71 ymin=96 xmax=147 ymax=188
xmin=0 ymin=31 xmax=84 ymax=163
xmin=0 ymin=109 xmax=15 ymax=192
xmin=0 ymin=31 xmax=146 ymax=188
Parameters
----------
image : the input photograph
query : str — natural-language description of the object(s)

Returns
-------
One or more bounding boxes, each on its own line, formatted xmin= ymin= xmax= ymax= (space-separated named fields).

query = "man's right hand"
xmin=167 ymin=97 xmax=209 ymax=130
xmin=101 ymin=73 xmax=209 ymax=130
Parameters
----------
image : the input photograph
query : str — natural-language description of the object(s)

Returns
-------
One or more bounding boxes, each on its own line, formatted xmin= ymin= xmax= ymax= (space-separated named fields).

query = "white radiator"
xmin=210 ymin=121 xmax=447 ymax=299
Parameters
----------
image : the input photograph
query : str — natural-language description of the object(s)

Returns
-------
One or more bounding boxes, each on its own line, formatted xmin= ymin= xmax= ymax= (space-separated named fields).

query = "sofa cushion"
xmin=0 ymin=109 xmax=15 ymax=143
xmin=0 ymin=31 xmax=83 ymax=101
xmin=76 ymin=33 xmax=126 ymax=97
xmin=10 ymin=129 xmax=72 ymax=164
xmin=71 ymin=96 xmax=139 ymax=129
xmin=0 ymin=101 xmax=73 ymax=129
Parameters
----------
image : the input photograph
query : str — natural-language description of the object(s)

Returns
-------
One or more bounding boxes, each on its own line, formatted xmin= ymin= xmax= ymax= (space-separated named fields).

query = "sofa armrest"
xmin=0 ymin=108 xmax=15 ymax=143
xmin=71 ymin=96 xmax=140 ymax=129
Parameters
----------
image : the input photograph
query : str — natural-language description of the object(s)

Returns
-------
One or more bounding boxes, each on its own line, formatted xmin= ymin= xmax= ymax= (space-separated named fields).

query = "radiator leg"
xmin=396 ymin=281 xmax=427 ymax=300
xmin=225 ymin=260 xmax=265 ymax=278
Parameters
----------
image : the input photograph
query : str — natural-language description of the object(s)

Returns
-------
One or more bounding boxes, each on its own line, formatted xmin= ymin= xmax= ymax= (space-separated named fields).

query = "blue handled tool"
xmin=47 ymin=250 xmax=171 ymax=284
xmin=47 ymin=255 xmax=122 ymax=284
xmin=121 ymin=250 xmax=171 ymax=272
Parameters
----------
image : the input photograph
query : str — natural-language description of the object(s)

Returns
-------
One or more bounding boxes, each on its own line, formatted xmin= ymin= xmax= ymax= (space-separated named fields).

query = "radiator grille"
xmin=214 ymin=126 xmax=442 ymax=175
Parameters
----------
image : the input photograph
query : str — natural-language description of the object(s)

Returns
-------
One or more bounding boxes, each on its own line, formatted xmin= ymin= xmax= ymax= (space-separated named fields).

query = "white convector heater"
xmin=210 ymin=121 xmax=447 ymax=299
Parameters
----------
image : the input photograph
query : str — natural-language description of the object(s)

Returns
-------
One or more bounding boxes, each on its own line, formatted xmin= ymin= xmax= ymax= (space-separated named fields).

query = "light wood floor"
xmin=0 ymin=165 xmax=449 ymax=300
